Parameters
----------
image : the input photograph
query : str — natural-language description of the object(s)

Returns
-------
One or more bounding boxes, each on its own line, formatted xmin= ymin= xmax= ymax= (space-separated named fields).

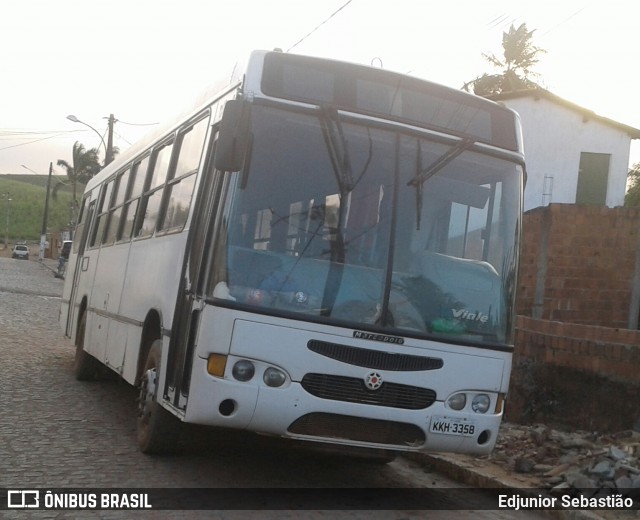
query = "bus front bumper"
xmin=184 ymin=362 xmax=502 ymax=456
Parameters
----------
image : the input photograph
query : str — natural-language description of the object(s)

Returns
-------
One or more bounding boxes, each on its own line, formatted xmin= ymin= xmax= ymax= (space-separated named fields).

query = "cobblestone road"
xmin=0 ymin=258 xmax=544 ymax=519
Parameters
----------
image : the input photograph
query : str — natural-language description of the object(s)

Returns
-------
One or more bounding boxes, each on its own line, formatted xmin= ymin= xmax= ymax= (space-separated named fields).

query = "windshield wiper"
xmin=408 ymin=137 xmax=475 ymax=230
xmin=317 ymin=105 xmax=374 ymax=317
xmin=319 ymin=104 xmax=373 ymax=193
xmin=320 ymin=104 xmax=352 ymax=193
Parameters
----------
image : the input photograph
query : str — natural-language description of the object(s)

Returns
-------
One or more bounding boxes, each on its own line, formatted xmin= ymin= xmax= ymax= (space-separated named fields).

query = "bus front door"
xmin=66 ymin=198 xmax=96 ymax=339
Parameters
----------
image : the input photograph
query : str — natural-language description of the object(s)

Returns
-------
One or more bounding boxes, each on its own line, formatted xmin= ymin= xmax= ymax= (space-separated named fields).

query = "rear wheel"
xmin=74 ymin=314 xmax=103 ymax=381
xmin=136 ymin=340 xmax=181 ymax=454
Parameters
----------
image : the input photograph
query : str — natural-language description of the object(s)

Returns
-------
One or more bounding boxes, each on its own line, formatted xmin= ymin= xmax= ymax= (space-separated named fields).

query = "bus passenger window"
xmin=90 ymin=180 xmax=114 ymax=247
xmin=159 ymin=116 xmax=208 ymax=232
xmin=149 ymin=142 xmax=173 ymax=190
xmin=104 ymin=168 xmax=129 ymax=245
xmin=138 ymin=189 xmax=163 ymax=238
xmin=136 ymin=143 xmax=173 ymax=238
xmin=162 ymin=175 xmax=197 ymax=230
xmin=119 ymin=157 xmax=148 ymax=241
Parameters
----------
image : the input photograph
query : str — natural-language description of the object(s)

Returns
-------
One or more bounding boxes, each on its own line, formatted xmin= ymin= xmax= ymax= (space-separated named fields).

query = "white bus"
xmin=60 ymin=50 xmax=524 ymax=457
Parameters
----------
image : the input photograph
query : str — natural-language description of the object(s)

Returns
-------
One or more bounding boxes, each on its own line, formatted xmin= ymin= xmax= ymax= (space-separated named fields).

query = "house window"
xmin=576 ymin=152 xmax=610 ymax=205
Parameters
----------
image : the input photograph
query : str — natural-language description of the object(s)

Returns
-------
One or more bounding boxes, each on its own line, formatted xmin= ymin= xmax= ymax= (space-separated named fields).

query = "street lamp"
xmin=67 ymin=114 xmax=115 ymax=165
xmin=67 ymin=114 xmax=106 ymax=152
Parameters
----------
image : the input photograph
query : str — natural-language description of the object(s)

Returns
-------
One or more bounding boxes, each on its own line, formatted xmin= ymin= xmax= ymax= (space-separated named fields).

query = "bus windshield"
xmin=212 ymin=104 xmax=522 ymax=346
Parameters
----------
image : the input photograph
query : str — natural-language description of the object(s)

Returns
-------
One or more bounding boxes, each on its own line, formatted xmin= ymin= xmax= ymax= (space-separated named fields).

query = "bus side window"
xmin=160 ymin=116 xmax=209 ymax=232
xmin=136 ymin=141 xmax=174 ymax=238
xmin=120 ymin=156 xmax=149 ymax=241
xmin=103 ymin=168 xmax=129 ymax=245
xmin=89 ymin=180 xmax=114 ymax=248
xmin=73 ymin=197 xmax=88 ymax=254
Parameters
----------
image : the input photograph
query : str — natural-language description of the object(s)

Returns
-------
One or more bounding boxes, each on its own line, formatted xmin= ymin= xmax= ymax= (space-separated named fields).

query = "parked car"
xmin=12 ymin=244 xmax=29 ymax=260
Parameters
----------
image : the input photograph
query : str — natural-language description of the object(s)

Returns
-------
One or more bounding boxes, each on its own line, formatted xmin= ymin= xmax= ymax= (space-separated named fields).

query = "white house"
xmin=489 ymin=89 xmax=640 ymax=212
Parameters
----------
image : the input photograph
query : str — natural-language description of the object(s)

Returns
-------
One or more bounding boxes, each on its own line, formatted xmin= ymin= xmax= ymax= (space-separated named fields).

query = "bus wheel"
xmin=136 ymin=340 xmax=180 ymax=454
xmin=74 ymin=314 xmax=102 ymax=381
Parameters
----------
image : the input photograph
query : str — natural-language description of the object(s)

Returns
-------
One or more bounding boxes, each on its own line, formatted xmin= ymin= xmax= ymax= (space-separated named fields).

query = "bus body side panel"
xmin=115 ymin=232 xmax=190 ymax=382
xmin=81 ymin=247 xmax=105 ymax=359
xmin=88 ymin=241 xmax=133 ymax=373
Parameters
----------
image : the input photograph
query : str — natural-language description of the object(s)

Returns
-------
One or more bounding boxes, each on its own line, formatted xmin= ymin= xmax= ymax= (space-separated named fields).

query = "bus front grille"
xmin=288 ymin=413 xmax=426 ymax=447
xmin=301 ymin=373 xmax=436 ymax=410
xmin=308 ymin=340 xmax=443 ymax=371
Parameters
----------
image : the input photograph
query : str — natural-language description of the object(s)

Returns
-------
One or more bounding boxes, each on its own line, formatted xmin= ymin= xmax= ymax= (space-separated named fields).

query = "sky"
xmin=1 ymin=0 xmax=639 ymax=177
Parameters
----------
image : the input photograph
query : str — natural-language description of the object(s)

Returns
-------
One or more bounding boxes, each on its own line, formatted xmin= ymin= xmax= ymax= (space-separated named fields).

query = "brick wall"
xmin=512 ymin=205 xmax=640 ymax=430
xmin=518 ymin=204 xmax=640 ymax=328
xmin=509 ymin=316 xmax=640 ymax=431
xmin=515 ymin=316 xmax=640 ymax=383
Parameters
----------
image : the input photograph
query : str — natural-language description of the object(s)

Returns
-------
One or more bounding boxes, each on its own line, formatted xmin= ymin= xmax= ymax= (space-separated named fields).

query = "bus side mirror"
xmin=214 ymin=100 xmax=251 ymax=172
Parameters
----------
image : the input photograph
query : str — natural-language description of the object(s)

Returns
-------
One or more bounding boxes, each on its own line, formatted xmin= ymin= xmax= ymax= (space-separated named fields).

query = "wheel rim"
xmin=137 ymin=367 xmax=157 ymax=424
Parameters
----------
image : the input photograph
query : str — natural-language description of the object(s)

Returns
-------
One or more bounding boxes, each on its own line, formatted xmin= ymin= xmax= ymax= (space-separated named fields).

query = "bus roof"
xmin=85 ymin=50 xmax=522 ymax=193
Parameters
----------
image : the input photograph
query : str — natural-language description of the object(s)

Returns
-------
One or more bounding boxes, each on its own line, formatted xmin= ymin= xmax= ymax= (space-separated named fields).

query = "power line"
xmin=117 ymin=120 xmax=159 ymax=127
xmin=541 ymin=7 xmax=588 ymax=36
xmin=114 ymin=131 xmax=133 ymax=146
xmin=287 ymin=0 xmax=354 ymax=52
xmin=0 ymin=132 xmax=71 ymax=151
xmin=0 ymin=129 xmax=78 ymax=138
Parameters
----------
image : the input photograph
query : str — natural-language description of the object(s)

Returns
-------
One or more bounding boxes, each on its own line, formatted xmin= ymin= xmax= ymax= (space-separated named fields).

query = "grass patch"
xmin=0 ymin=174 xmax=84 ymax=242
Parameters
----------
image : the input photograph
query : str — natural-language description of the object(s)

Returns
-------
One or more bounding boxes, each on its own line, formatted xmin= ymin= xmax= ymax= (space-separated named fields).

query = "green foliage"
xmin=624 ymin=163 xmax=640 ymax=207
xmin=56 ymin=141 xmax=101 ymax=201
xmin=463 ymin=23 xmax=546 ymax=96
xmin=0 ymin=175 xmax=84 ymax=242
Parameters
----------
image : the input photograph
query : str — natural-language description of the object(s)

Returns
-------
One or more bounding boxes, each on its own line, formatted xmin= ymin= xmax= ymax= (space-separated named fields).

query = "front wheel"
xmin=136 ymin=340 xmax=181 ymax=454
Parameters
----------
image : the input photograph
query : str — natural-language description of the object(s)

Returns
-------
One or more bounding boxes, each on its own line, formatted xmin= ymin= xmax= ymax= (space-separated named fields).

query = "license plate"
xmin=429 ymin=416 xmax=476 ymax=436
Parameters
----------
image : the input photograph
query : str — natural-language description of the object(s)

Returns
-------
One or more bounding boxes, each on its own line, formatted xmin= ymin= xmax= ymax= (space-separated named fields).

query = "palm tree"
xmin=56 ymin=141 xmax=102 ymax=203
xmin=463 ymin=23 xmax=546 ymax=96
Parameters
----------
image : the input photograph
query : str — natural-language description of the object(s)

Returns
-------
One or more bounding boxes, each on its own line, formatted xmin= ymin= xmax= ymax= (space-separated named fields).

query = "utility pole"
xmin=2 ymin=192 xmax=10 ymax=250
xmin=39 ymin=162 xmax=53 ymax=261
xmin=105 ymin=113 xmax=115 ymax=166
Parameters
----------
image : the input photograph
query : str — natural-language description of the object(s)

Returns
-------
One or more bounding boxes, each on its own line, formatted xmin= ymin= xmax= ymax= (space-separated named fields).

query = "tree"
xmin=56 ymin=141 xmax=102 ymax=203
xmin=463 ymin=23 xmax=546 ymax=96
xmin=625 ymin=163 xmax=640 ymax=206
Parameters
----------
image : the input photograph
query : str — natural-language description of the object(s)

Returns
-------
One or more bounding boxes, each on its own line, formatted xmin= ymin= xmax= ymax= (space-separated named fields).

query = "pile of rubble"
xmin=486 ymin=422 xmax=640 ymax=496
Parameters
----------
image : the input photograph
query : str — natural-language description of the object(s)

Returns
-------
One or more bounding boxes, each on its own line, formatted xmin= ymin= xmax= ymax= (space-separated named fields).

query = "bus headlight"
xmin=446 ymin=393 xmax=466 ymax=410
xmin=472 ymin=394 xmax=490 ymax=414
xmin=263 ymin=367 xmax=286 ymax=387
xmin=232 ymin=360 xmax=255 ymax=381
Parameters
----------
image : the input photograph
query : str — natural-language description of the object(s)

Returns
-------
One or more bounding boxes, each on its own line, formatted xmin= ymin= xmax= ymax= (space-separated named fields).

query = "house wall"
xmin=501 ymin=97 xmax=632 ymax=211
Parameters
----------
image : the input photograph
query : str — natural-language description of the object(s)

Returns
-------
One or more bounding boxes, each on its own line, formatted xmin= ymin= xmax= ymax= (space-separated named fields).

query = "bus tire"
xmin=137 ymin=340 xmax=180 ymax=454
xmin=74 ymin=314 xmax=102 ymax=381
